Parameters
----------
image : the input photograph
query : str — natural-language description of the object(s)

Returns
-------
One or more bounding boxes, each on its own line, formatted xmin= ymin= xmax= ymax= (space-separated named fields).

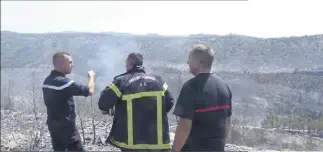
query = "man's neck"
xmin=127 ymin=65 xmax=144 ymax=72
xmin=54 ymin=69 xmax=65 ymax=75
xmin=193 ymin=68 xmax=211 ymax=76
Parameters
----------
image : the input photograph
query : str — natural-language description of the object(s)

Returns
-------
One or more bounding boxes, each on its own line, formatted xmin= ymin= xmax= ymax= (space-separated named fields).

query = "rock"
xmin=169 ymin=132 xmax=175 ymax=142
xmin=1 ymin=146 xmax=8 ymax=152
xmin=87 ymin=146 xmax=93 ymax=151
xmin=85 ymin=137 xmax=92 ymax=141
xmin=1 ymin=111 xmax=281 ymax=152
xmin=99 ymin=136 xmax=106 ymax=145
xmin=7 ymin=140 xmax=18 ymax=150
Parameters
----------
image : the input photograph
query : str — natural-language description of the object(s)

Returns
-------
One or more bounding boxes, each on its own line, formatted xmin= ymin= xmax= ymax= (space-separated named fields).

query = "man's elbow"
xmin=88 ymin=91 xmax=93 ymax=96
xmin=98 ymin=97 xmax=106 ymax=111
xmin=98 ymin=96 xmax=114 ymax=112
xmin=98 ymin=102 xmax=109 ymax=115
xmin=179 ymin=118 xmax=193 ymax=131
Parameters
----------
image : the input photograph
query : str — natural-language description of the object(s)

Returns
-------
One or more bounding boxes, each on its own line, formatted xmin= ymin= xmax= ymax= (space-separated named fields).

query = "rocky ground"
xmin=1 ymin=110 xmax=279 ymax=152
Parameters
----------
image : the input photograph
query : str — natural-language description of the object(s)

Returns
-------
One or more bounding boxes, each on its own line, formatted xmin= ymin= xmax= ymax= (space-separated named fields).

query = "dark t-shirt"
xmin=173 ymin=73 xmax=232 ymax=151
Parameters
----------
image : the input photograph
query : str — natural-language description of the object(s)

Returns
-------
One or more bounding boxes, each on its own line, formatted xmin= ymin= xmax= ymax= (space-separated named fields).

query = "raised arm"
xmin=62 ymin=70 xmax=95 ymax=97
xmin=87 ymin=70 xmax=95 ymax=95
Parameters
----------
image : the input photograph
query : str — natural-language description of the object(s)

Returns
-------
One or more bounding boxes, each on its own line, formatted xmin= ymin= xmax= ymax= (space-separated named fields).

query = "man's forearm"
xmin=173 ymin=129 xmax=189 ymax=152
xmin=172 ymin=119 xmax=192 ymax=152
xmin=225 ymin=117 xmax=231 ymax=142
xmin=88 ymin=77 xmax=95 ymax=95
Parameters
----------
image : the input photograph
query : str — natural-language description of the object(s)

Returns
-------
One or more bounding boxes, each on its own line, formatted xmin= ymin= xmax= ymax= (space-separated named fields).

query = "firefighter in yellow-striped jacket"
xmin=98 ymin=53 xmax=174 ymax=152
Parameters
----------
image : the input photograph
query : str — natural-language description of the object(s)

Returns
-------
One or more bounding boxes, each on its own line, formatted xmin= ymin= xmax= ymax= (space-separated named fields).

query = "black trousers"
xmin=51 ymin=139 xmax=84 ymax=151
xmin=47 ymin=123 xmax=84 ymax=151
xmin=120 ymin=148 xmax=169 ymax=152
xmin=181 ymin=138 xmax=225 ymax=152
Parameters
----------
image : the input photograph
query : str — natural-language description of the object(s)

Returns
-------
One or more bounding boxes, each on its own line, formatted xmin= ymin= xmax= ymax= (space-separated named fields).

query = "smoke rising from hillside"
xmin=92 ymin=39 xmax=141 ymax=83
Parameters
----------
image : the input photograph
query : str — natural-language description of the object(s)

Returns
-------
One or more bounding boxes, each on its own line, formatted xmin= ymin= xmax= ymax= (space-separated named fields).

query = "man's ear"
xmin=130 ymin=63 xmax=134 ymax=69
xmin=193 ymin=59 xmax=199 ymax=68
xmin=198 ymin=61 xmax=202 ymax=68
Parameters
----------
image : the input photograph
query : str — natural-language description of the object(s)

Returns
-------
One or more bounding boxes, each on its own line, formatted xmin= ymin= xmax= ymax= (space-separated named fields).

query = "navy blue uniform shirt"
xmin=42 ymin=70 xmax=90 ymax=125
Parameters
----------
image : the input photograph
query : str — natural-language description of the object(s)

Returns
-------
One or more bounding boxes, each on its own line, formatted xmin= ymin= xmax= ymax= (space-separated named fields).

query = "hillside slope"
xmin=1 ymin=31 xmax=322 ymax=151
xmin=1 ymin=32 xmax=323 ymax=74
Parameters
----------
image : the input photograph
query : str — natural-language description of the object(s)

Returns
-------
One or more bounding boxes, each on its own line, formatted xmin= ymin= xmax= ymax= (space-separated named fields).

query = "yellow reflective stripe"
xmin=111 ymin=140 xmax=170 ymax=149
xmin=156 ymin=95 xmax=163 ymax=145
xmin=122 ymin=91 xmax=165 ymax=101
xmin=108 ymin=83 xmax=122 ymax=97
xmin=163 ymin=83 xmax=168 ymax=91
xmin=121 ymin=90 xmax=168 ymax=149
xmin=126 ymin=99 xmax=134 ymax=145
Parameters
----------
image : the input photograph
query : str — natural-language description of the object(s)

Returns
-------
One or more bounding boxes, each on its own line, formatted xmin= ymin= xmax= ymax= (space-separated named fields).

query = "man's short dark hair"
xmin=190 ymin=44 xmax=214 ymax=68
xmin=127 ymin=53 xmax=143 ymax=66
xmin=52 ymin=52 xmax=71 ymax=65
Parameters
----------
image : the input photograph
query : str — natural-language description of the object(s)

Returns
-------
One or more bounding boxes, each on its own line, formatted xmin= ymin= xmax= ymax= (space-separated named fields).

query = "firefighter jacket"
xmin=98 ymin=66 xmax=174 ymax=150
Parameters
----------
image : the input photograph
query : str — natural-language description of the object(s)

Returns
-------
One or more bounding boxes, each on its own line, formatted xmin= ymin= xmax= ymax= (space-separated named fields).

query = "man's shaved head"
xmin=52 ymin=52 xmax=71 ymax=66
xmin=190 ymin=44 xmax=215 ymax=69
xmin=52 ymin=52 xmax=73 ymax=75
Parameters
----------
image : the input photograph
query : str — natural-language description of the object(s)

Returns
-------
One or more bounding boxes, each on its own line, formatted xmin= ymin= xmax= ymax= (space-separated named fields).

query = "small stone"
xmin=87 ymin=146 xmax=93 ymax=151
xmin=169 ymin=132 xmax=175 ymax=141
xmin=7 ymin=140 xmax=18 ymax=150
xmin=84 ymin=137 xmax=91 ymax=141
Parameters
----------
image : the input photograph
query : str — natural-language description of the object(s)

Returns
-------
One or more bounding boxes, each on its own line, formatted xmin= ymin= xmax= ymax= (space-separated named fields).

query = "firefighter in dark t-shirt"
xmin=172 ymin=45 xmax=232 ymax=152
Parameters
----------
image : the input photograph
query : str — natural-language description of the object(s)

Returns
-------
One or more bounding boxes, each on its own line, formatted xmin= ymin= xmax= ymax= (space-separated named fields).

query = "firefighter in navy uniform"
xmin=42 ymin=52 xmax=95 ymax=151
xmin=98 ymin=53 xmax=174 ymax=152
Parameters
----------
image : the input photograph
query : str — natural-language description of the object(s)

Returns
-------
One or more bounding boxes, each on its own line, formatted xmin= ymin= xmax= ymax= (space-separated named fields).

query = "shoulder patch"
xmin=128 ymin=75 xmax=157 ymax=84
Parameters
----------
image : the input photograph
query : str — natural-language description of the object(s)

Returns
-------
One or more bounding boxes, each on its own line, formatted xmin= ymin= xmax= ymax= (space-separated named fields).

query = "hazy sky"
xmin=1 ymin=0 xmax=322 ymax=38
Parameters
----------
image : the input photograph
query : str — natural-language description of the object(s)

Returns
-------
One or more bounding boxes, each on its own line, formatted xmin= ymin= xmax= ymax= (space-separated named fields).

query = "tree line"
xmin=261 ymin=112 xmax=323 ymax=137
